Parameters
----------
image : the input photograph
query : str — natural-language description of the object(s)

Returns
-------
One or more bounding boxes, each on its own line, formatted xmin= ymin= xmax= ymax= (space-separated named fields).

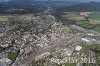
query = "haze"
xmin=0 ymin=0 xmax=100 ymax=2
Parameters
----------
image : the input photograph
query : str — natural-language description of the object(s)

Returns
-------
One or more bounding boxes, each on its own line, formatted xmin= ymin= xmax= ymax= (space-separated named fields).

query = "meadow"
xmin=62 ymin=12 xmax=100 ymax=32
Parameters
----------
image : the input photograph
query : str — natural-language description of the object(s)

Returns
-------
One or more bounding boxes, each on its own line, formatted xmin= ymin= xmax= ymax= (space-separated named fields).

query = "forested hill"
xmin=0 ymin=0 xmax=79 ymax=14
xmin=56 ymin=2 xmax=100 ymax=12
xmin=0 ymin=0 xmax=47 ymax=14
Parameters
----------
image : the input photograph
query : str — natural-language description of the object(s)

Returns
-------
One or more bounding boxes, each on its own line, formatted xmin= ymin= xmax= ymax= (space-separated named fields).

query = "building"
xmin=0 ymin=58 xmax=12 ymax=65
xmin=75 ymin=45 xmax=82 ymax=51
xmin=35 ymin=52 xmax=51 ymax=61
xmin=81 ymin=38 xmax=91 ymax=43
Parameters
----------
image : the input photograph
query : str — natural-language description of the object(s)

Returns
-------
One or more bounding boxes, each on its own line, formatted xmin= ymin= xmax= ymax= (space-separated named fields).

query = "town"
xmin=0 ymin=0 xmax=100 ymax=66
xmin=0 ymin=14 xmax=99 ymax=66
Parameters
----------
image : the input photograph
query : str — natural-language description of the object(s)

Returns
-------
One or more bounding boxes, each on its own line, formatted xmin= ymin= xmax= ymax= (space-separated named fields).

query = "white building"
xmin=81 ymin=38 xmax=91 ymax=43
xmin=81 ymin=38 xmax=98 ymax=43
xmin=75 ymin=45 xmax=82 ymax=51
xmin=87 ymin=33 xmax=95 ymax=36
xmin=62 ymin=49 xmax=73 ymax=56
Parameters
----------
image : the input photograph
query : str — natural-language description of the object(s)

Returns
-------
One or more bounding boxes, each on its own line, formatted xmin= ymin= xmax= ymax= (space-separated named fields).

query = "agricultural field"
xmin=80 ymin=12 xmax=91 ymax=17
xmin=62 ymin=12 xmax=86 ymax=21
xmin=80 ymin=43 xmax=100 ymax=57
xmin=62 ymin=12 xmax=100 ymax=32
xmin=0 ymin=15 xmax=13 ymax=21
xmin=90 ymin=12 xmax=100 ymax=21
xmin=0 ymin=16 xmax=9 ymax=21
xmin=80 ymin=43 xmax=100 ymax=66
xmin=89 ymin=12 xmax=100 ymax=24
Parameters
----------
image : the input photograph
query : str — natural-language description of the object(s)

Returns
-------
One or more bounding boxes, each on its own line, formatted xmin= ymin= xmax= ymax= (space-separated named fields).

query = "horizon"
xmin=0 ymin=0 xmax=100 ymax=2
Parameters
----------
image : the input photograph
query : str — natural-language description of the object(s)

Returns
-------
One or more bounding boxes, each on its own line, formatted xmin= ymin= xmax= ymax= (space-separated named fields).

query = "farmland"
xmin=62 ymin=12 xmax=100 ymax=32
xmin=0 ymin=16 xmax=10 ymax=21
xmin=80 ymin=43 xmax=100 ymax=57
xmin=90 ymin=12 xmax=100 ymax=21
xmin=62 ymin=12 xmax=86 ymax=21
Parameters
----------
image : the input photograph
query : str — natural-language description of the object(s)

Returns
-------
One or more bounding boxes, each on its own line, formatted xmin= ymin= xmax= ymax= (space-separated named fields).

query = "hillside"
xmin=56 ymin=2 xmax=100 ymax=12
xmin=0 ymin=0 xmax=79 ymax=14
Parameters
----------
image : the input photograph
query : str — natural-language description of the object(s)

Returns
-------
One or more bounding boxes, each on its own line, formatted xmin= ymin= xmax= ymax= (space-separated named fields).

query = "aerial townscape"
xmin=0 ymin=0 xmax=100 ymax=66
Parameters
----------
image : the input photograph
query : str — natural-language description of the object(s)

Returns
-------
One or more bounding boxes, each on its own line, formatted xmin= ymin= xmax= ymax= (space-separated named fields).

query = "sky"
xmin=0 ymin=0 xmax=100 ymax=2
xmin=0 ymin=0 xmax=9 ymax=2
xmin=36 ymin=0 xmax=100 ymax=2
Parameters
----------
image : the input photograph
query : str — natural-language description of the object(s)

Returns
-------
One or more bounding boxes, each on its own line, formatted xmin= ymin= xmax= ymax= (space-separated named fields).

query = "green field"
xmin=93 ymin=25 xmax=100 ymax=32
xmin=80 ymin=44 xmax=100 ymax=57
xmin=77 ymin=21 xmax=100 ymax=32
xmin=8 ymin=52 xmax=18 ymax=62
xmin=62 ymin=12 xmax=86 ymax=21
xmin=62 ymin=12 xmax=100 ymax=32
xmin=90 ymin=12 xmax=100 ymax=21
